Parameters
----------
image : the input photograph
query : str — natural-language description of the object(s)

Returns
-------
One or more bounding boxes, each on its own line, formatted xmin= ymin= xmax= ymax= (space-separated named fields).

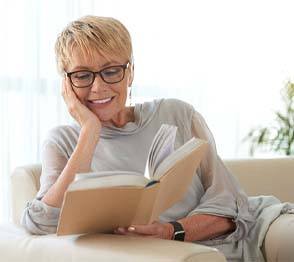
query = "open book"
xmin=57 ymin=124 xmax=208 ymax=236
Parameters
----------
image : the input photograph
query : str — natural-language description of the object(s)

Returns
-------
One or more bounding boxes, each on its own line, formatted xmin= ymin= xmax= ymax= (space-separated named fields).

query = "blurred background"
xmin=0 ymin=0 xmax=294 ymax=222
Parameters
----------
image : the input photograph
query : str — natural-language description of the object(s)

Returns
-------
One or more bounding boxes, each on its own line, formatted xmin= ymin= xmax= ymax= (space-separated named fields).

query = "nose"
xmin=90 ymin=74 xmax=107 ymax=92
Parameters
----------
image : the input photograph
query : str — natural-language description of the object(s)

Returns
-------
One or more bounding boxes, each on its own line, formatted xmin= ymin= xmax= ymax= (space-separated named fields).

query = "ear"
xmin=127 ymin=63 xmax=134 ymax=87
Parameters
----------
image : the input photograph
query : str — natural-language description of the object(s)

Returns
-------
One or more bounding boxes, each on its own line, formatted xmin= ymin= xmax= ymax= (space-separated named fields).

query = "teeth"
xmin=91 ymin=97 xmax=112 ymax=104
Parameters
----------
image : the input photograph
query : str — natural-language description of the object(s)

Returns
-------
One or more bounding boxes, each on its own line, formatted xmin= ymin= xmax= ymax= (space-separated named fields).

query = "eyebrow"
xmin=71 ymin=61 xmax=120 ymax=72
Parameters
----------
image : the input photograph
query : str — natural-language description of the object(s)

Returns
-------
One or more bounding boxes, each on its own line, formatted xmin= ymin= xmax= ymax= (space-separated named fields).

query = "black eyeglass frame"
xmin=66 ymin=62 xmax=130 ymax=88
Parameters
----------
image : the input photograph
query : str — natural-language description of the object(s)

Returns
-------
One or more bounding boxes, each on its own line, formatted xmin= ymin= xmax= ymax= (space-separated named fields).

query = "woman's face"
xmin=65 ymin=48 xmax=133 ymax=124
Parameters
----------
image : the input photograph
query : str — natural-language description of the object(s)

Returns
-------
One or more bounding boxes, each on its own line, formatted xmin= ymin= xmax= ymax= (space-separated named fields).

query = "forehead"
xmin=66 ymin=47 xmax=122 ymax=72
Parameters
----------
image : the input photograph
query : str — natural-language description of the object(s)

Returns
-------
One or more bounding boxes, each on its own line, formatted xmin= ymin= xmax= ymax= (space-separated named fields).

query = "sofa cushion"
xmin=0 ymin=223 xmax=226 ymax=262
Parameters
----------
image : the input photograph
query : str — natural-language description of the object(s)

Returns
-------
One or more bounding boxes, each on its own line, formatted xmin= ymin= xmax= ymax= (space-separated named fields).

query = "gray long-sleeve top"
xmin=21 ymin=98 xmax=294 ymax=261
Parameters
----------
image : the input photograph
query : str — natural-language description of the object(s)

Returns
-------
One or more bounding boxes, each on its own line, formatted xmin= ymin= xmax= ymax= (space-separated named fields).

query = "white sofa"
xmin=0 ymin=158 xmax=294 ymax=261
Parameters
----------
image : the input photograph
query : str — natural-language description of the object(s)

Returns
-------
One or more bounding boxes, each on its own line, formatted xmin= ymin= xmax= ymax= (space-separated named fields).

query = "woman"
xmin=21 ymin=15 xmax=294 ymax=261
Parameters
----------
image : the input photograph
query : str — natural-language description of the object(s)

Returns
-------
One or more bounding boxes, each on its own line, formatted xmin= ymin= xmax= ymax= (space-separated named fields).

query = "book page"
xmin=143 ymin=128 xmax=165 ymax=179
xmin=144 ymin=124 xmax=177 ymax=179
xmin=153 ymin=138 xmax=207 ymax=180
xmin=151 ymin=125 xmax=176 ymax=170
xmin=69 ymin=171 xmax=149 ymax=191
xmin=75 ymin=170 xmax=142 ymax=181
xmin=149 ymin=141 xmax=208 ymax=222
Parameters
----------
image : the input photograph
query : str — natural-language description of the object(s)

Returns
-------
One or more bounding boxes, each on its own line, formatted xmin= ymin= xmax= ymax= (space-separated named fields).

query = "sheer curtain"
xmin=1 ymin=0 xmax=294 ymax=222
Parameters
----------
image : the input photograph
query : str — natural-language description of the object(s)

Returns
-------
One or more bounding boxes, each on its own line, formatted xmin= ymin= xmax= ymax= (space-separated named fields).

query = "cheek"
xmin=119 ymin=80 xmax=129 ymax=98
xmin=117 ymin=87 xmax=128 ymax=105
xmin=110 ymin=83 xmax=128 ymax=100
xmin=73 ymin=88 xmax=89 ymax=103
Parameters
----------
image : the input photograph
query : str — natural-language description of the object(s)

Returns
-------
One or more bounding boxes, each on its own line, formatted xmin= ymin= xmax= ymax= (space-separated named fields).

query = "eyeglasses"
xmin=66 ymin=62 xmax=130 ymax=88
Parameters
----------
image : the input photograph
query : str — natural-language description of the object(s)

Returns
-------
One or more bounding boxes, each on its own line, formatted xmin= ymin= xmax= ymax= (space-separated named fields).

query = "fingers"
xmin=62 ymin=77 xmax=70 ymax=101
xmin=114 ymin=227 xmax=127 ymax=234
xmin=114 ymin=227 xmax=137 ymax=236
xmin=62 ymin=77 xmax=76 ymax=100
xmin=60 ymin=76 xmax=101 ymax=129
xmin=63 ymin=77 xmax=87 ymax=107
xmin=62 ymin=77 xmax=80 ymax=107
xmin=61 ymin=77 xmax=66 ymax=97
xmin=127 ymin=224 xmax=157 ymax=235
xmin=61 ymin=77 xmax=80 ymax=119
xmin=114 ymin=222 xmax=171 ymax=240
xmin=114 ymin=224 xmax=158 ymax=236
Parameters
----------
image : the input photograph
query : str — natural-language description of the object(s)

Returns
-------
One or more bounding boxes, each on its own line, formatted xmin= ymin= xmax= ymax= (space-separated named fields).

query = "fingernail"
xmin=128 ymin=226 xmax=135 ymax=232
xmin=118 ymin=227 xmax=124 ymax=233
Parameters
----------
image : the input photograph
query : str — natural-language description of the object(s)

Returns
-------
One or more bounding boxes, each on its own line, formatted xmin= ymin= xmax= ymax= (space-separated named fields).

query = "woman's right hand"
xmin=62 ymin=77 xmax=102 ymax=131
xmin=42 ymin=79 xmax=102 ymax=208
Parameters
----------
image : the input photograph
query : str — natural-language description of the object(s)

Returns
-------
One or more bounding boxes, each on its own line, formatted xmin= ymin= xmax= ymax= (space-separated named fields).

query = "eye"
xmin=102 ymin=67 xmax=122 ymax=77
xmin=72 ymin=71 xmax=92 ymax=80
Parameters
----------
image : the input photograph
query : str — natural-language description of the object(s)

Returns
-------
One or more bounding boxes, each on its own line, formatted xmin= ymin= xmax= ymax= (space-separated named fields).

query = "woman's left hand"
xmin=114 ymin=221 xmax=174 ymax=240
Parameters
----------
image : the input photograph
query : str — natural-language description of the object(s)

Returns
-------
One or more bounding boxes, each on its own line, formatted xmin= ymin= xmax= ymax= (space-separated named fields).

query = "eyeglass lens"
xmin=70 ymin=66 xmax=125 ymax=87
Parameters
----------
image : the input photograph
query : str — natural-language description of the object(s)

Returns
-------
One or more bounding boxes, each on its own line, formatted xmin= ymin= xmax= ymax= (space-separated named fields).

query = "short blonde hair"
xmin=55 ymin=15 xmax=133 ymax=73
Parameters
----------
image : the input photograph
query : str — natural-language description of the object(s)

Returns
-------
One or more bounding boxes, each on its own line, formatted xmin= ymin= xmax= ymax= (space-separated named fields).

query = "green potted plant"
xmin=244 ymin=81 xmax=294 ymax=156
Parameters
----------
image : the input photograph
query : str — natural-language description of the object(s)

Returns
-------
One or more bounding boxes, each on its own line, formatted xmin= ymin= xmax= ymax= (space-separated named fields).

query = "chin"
xmin=95 ymin=112 xmax=113 ymax=122
xmin=94 ymin=107 xmax=121 ymax=122
xmin=89 ymin=99 xmax=127 ymax=124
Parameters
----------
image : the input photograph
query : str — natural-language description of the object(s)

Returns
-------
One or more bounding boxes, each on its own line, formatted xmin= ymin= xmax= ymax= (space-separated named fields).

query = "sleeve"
xmin=188 ymin=110 xmax=255 ymax=241
xmin=20 ymin=140 xmax=68 ymax=235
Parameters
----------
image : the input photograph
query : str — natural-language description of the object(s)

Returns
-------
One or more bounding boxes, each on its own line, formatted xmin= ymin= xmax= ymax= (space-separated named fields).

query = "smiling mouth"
xmin=88 ymin=96 xmax=115 ymax=104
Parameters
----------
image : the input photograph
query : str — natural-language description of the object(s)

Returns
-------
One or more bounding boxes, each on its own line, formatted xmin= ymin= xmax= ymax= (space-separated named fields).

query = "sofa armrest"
xmin=263 ymin=214 xmax=294 ymax=261
xmin=10 ymin=165 xmax=41 ymax=225
xmin=0 ymin=223 xmax=226 ymax=262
